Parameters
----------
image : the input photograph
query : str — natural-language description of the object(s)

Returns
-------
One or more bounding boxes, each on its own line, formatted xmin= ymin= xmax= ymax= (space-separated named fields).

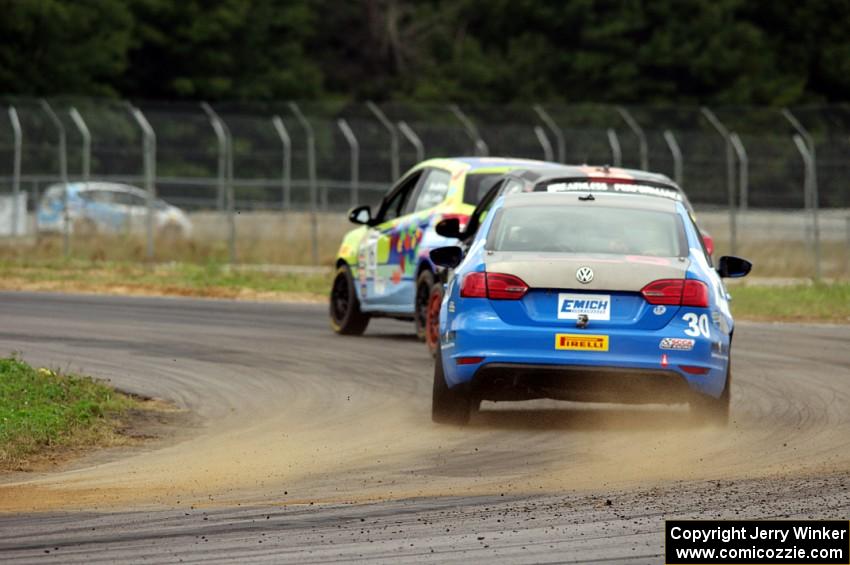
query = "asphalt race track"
xmin=0 ymin=291 xmax=848 ymax=563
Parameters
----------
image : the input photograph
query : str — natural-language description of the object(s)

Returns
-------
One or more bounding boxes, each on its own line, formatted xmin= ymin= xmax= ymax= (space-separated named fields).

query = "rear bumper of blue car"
xmin=441 ymin=315 xmax=729 ymax=401
xmin=466 ymin=362 xmax=694 ymax=403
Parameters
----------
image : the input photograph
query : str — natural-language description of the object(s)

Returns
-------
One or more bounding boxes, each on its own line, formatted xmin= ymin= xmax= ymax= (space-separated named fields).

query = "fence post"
xmin=791 ymin=134 xmax=821 ymax=281
xmin=398 ymin=121 xmax=425 ymax=164
xmin=449 ymin=104 xmax=488 ymax=156
xmin=289 ymin=102 xmax=319 ymax=266
xmin=729 ymin=133 xmax=749 ymax=212
xmin=68 ymin=107 xmax=91 ymax=183
xmin=616 ymin=107 xmax=648 ymax=170
xmin=533 ymin=105 xmax=565 ymax=163
xmin=606 ymin=128 xmax=622 ymax=167
xmin=701 ymin=107 xmax=738 ymax=256
xmin=782 ymin=109 xmax=818 ymax=209
xmin=227 ymin=123 xmax=235 ymax=260
xmin=534 ymin=126 xmax=554 ymax=162
xmin=366 ymin=101 xmax=400 ymax=180
xmin=8 ymin=107 xmax=22 ymax=237
xmin=40 ymin=99 xmax=70 ymax=258
xmin=783 ymin=108 xmax=820 ymax=280
xmin=201 ymin=102 xmax=227 ymax=213
xmin=129 ymin=106 xmax=157 ymax=260
xmin=662 ymin=130 xmax=683 ymax=186
xmin=200 ymin=102 xmax=235 ymax=263
xmin=271 ymin=115 xmax=292 ymax=210
xmin=337 ymin=118 xmax=359 ymax=208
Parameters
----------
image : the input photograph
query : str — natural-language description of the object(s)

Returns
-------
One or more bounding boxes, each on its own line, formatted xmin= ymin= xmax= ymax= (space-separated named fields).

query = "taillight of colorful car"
xmin=440 ymin=213 xmax=470 ymax=232
xmin=701 ymin=232 xmax=715 ymax=256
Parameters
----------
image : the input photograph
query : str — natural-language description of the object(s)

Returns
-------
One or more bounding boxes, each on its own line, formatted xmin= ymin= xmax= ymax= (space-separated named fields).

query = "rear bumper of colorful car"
xmin=440 ymin=300 xmax=729 ymax=402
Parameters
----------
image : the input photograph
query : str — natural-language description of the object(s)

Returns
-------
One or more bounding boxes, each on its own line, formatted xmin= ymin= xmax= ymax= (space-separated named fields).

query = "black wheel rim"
xmin=331 ymin=274 xmax=349 ymax=322
xmin=416 ymin=281 xmax=430 ymax=325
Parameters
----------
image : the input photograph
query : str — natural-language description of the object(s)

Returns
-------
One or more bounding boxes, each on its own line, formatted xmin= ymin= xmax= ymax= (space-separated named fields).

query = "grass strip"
xmin=0 ymin=357 xmax=144 ymax=470
xmin=729 ymin=283 xmax=850 ymax=323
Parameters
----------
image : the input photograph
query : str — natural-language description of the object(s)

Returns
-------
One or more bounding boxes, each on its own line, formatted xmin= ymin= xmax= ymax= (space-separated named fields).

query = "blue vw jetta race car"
xmin=429 ymin=190 xmax=751 ymax=425
xmin=423 ymin=164 xmax=716 ymax=355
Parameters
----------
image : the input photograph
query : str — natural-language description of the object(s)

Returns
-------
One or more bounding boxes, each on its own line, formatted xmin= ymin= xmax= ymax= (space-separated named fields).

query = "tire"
xmin=691 ymin=365 xmax=731 ymax=426
xmin=425 ymin=283 xmax=444 ymax=358
xmin=329 ymin=264 xmax=371 ymax=336
xmin=432 ymin=343 xmax=471 ymax=425
xmin=414 ymin=270 xmax=435 ymax=341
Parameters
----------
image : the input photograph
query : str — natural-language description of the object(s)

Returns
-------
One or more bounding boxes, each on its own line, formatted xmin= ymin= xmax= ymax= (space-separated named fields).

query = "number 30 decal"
xmin=683 ymin=313 xmax=711 ymax=338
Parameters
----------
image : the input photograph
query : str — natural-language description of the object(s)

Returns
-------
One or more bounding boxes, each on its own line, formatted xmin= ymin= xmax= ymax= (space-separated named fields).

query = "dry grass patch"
xmin=0 ymin=260 xmax=331 ymax=302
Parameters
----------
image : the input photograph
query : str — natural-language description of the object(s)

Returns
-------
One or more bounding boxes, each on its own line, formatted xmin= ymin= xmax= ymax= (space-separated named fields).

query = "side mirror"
xmin=717 ymin=255 xmax=752 ymax=278
xmin=348 ymin=205 xmax=372 ymax=225
xmin=701 ymin=231 xmax=715 ymax=256
xmin=430 ymin=246 xmax=464 ymax=269
xmin=435 ymin=217 xmax=462 ymax=239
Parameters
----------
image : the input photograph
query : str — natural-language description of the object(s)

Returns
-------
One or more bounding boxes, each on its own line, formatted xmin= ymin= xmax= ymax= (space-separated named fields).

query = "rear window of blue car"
xmin=463 ymin=173 xmax=504 ymax=205
xmin=487 ymin=205 xmax=686 ymax=257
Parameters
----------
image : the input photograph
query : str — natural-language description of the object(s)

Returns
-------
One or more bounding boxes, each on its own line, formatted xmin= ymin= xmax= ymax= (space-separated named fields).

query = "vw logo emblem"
xmin=576 ymin=266 xmax=594 ymax=284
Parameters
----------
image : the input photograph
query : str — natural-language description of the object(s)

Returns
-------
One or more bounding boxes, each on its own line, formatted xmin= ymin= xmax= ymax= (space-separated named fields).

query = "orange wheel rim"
xmin=425 ymin=291 xmax=442 ymax=349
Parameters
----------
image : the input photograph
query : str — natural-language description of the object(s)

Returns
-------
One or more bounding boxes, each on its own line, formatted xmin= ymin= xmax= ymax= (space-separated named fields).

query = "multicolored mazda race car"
xmin=428 ymin=189 xmax=751 ymax=425
xmin=329 ymin=157 xmax=562 ymax=337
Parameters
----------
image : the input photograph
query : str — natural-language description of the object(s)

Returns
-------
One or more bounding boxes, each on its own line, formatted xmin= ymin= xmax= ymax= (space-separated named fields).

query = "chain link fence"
xmin=0 ymin=98 xmax=848 ymax=278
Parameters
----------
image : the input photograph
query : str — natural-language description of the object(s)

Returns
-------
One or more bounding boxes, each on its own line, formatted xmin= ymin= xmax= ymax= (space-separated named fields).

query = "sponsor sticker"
xmin=660 ymin=337 xmax=695 ymax=351
xmin=558 ymin=293 xmax=611 ymax=320
xmin=555 ymin=333 xmax=609 ymax=351
xmin=545 ymin=181 xmax=683 ymax=201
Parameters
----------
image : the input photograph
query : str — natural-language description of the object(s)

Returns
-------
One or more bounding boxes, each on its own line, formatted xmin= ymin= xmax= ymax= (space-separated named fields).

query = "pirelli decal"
xmin=555 ymin=333 xmax=609 ymax=352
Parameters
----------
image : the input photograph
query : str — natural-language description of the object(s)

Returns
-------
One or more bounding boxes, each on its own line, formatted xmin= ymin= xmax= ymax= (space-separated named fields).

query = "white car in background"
xmin=37 ymin=182 xmax=192 ymax=239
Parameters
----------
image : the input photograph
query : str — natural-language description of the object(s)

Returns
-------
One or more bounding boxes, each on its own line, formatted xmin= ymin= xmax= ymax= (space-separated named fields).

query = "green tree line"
xmin=1 ymin=0 xmax=848 ymax=105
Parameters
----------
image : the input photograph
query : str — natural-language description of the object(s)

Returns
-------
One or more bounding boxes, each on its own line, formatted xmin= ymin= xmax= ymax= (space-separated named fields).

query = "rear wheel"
xmin=329 ymin=265 xmax=370 ymax=335
xmin=425 ymin=283 xmax=444 ymax=357
xmin=414 ymin=270 xmax=435 ymax=340
xmin=691 ymin=366 xmax=731 ymax=426
xmin=432 ymin=343 xmax=471 ymax=425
